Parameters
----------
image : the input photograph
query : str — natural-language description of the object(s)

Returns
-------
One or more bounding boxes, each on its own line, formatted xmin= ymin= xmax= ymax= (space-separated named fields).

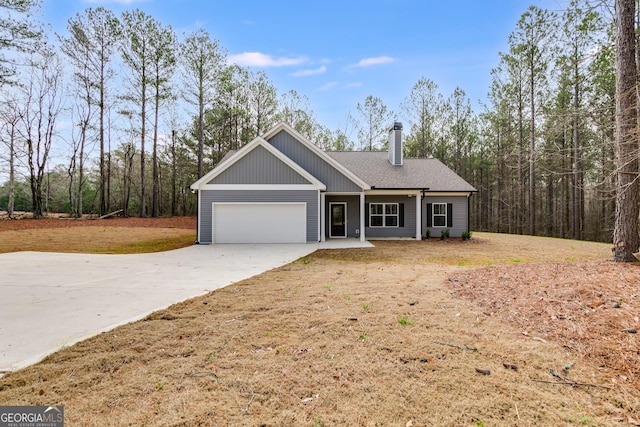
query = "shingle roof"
xmin=326 ymin=151 xmax=477 ymax=192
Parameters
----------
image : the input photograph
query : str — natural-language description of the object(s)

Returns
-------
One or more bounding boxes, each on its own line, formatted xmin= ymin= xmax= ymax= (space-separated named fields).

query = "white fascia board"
xmin=324 ymin=191 xmax=365 ymax=196
xmin=423 ymin=191 xmax=473 ymax=197
xmin=366 ymin=189 xmax=422 ymax=196
xmin=263 ymin=122 xmax=371 ymax=190
xmin=200 ymin=184 xmax=324 ymax=191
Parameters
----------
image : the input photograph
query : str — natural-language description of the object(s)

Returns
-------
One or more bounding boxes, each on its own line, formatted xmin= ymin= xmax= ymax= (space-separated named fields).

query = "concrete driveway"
xmin=0 ymin=243 xmax=366 ymax=373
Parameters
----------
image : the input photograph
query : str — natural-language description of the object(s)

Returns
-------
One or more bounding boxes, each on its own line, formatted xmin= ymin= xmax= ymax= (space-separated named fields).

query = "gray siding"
xmin=365 ymin=195 xmax=417 ymax=238
xmin=423 ymin=195 xmax=469 ymax=237
xmin=209 ymin=145 xmax=310 ymax=185
xmin=388 ymin=129 xmax=402 ymax=166
xmin=199 ymin=190 xmax=318 ymax=243
xmin=269 ymin=130 xmax=363 ymax=192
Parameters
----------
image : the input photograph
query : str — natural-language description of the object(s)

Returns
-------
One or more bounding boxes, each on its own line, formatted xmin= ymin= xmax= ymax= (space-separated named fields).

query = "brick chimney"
xmin=388 ymin=121 xmax=403 ymax=166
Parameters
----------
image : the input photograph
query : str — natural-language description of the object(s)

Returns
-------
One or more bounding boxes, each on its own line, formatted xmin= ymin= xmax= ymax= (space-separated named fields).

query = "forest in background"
xmin=0 ymin=1 xmax=630 ymax=244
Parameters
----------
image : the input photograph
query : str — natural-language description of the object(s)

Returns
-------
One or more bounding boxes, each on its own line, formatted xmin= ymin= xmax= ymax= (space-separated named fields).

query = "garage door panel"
xmin=213 ymin=203 xmax=306 ymax=243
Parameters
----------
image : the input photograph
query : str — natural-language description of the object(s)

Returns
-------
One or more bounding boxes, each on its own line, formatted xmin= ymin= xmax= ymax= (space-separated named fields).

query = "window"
xmin=369 ymin=203 xmax=399 ymax=228
xmin=433 ymin=203 xmax=447 ymax=227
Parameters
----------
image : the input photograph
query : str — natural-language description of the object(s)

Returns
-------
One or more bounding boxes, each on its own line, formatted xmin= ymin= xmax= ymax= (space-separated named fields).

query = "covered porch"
xmin=319 ymin=190 xmax=423 ymax=242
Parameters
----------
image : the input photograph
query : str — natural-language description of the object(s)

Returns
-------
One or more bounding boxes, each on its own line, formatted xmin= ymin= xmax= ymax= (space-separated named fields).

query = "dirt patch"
xmin=0 ymin=215 xmax=196 ymax=231
xmin=0 ymin=226 xmax=638 ymax=426
xmin=0 ymin=216 xmax=196 ymax=253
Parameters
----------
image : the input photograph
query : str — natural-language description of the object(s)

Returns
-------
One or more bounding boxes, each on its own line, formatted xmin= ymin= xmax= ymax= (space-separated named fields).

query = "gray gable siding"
xmin=365 ymin=195 xmax=417 ymax=238
xmin=208 ymin=145 xmax=311 ymax=185
xmin=268 ymin=130 xmax=362 ymax=192
xmin=423 ymin=195 xmax=469 ymax=237
xmin=199 ymin=189 xmax=318 ymax=243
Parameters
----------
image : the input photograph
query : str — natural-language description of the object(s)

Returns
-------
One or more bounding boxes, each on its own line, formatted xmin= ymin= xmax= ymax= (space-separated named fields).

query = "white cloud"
xmin=289 ymin=65 xmax=327 ymax=77
xmin=319 ymin=82 xmax=339 ymax=91
xmin=352 ymin=56 xmax=395 ymax=67
xmin=318 ymin=81 xmax=361 ymax=91
xmin=83 ymin=0 xmax=148 ymax=4
xmin=227 ymin=52 xmax=308 ymax=67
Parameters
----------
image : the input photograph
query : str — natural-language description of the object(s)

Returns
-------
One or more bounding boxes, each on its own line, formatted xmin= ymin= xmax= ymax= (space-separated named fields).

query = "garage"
xmin=212 ymin=203 xmax=307 ymax=243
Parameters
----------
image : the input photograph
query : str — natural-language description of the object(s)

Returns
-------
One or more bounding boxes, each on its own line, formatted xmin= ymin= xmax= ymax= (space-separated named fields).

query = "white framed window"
xmin=432 ymin=203 xmax=447 ymax=227
xmin=369 ymin=203 xmax=399 ymax=228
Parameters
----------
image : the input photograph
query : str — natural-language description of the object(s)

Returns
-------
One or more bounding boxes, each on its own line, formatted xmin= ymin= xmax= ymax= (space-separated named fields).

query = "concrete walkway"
xmin=0 ymin=240 xmax=372 ymax=373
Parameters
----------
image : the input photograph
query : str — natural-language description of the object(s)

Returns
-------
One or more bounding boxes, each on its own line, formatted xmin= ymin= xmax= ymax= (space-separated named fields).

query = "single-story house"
xmin=190 ymin=121 xmax=476 ymax=244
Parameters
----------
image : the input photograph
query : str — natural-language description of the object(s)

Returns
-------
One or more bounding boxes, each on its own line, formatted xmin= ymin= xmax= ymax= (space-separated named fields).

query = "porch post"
xmin=415 ymin=192 xmax=422 ymax=240
xmin=360 ymin=192 xmax=366 ymax=242
xmin=320 ymin=192 xmax=326 ymax=242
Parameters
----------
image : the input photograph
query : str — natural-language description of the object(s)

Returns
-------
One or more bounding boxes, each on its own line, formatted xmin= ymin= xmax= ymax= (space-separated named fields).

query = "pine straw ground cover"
xmin=0 ymin=225 xmax=638 ymax=426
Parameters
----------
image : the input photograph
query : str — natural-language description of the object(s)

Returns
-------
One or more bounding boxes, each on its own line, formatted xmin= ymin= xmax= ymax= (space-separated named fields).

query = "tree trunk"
xmin=8 ymin=124 xmax=15 ymax=218
xmin=171 ymin=130 xmax=177 ymax=217
xmin=77 ymin=128 xmax=85 ymax=218
xmin=572 ymin=48 xmax=582 ymax=240
xmin=517 ymin=89 xmax=524 ymax=235
xmin=198 ymin=81 xmax=205 ymax=178
xmin=100 ymin=68 xmax=106 ymax=216
xmin=152 ymin=85 xmax=160 ymax=218
xmin=140 ymin=79 xmax=147 ymax=218
xmin=613 ymin=0 xmax=639 ymax=262
xmin=529 ymin=68 xmax=536 ymax=236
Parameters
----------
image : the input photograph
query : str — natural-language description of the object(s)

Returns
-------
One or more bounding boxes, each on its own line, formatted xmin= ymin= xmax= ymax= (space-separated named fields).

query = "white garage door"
xmin=213 ymin=203 xmax=307 ymax=243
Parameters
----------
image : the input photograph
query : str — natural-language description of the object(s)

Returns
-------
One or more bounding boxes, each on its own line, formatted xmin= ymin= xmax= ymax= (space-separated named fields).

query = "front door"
xmin=329 ymin=203 xmax=347 ymax=238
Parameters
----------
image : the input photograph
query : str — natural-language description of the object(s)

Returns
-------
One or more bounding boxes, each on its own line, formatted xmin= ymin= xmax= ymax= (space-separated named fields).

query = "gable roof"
xmin=190 ymin=136 xmax=326 ymax=190
xmin=326 ymin=151 xmax=477 ymax=192
xmin=263 ymin=122 xmax=370 ymax=190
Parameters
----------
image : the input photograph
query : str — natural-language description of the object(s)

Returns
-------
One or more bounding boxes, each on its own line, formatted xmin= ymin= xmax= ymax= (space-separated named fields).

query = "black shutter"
xmin=426 ymin=203 xmax=432 ymax=227
xmin=365 ymin=203 xmax=369 ymax=227
xmin=399 ymin=203 xmax=404 ymax=227
xmin=447 ymin=203 xmax=453 ymax=228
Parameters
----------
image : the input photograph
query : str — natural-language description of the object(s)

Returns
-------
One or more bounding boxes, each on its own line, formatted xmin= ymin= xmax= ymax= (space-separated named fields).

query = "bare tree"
xmin=149 ymin=21 xmax=176 ymax=217
xmin=66 ymin=81 xmax=92 ymax=218
xmin=121 ymin=9 xmax=156 ymax=217
xmin=58 ymin=7 xmax=121 ymax=216
xmin=180 ymin=28 xmax=225 ymax=178
xmin=20 ymin=47 xmax=64 ymax=218
xmin=356 ymin=95 xmax=393 ymax=151
xmin=401 ymin=77 xmax=442 ymax=158
xmin=0 ymin=95 xmax=25 ymax=217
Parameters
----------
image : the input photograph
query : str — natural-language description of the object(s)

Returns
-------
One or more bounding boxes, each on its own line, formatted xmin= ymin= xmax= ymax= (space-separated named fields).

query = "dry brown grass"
xmin=0 ymin=223 xmax=638 ymax=426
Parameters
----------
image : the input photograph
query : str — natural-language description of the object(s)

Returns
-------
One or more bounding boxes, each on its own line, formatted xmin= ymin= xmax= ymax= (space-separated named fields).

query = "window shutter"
xmin=426 ymin=203 xmax=432 ymax=227
xmin=365 ymin=203 xmax=369 ymax=227
xmin=447 ymin=203 xmax=453 ymax=228
xmin=399 ymin=203 xmax=404 ymax=227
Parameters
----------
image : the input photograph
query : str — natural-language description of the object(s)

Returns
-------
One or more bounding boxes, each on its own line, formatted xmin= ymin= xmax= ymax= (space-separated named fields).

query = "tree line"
xmin=0 ymin=1 xmax=638 ymax=258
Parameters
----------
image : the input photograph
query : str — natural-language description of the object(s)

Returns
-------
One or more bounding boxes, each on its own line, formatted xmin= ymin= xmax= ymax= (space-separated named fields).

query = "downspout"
xmin=467 ymin=193 xmax=471 ymax=233
xmin=360 ymin=192 xmax=366 ymax=242
xmin=421 ymin=189 xmax=428 ymax=238
xmin=195 ymin=189 xmax=200 ymax=244
xmin=319 ymin=192 xmax=325 ymax=242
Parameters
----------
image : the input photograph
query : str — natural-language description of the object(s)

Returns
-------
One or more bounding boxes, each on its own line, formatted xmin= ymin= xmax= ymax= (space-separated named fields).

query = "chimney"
xmin=388 ymin=121 xmax=403 ymax=166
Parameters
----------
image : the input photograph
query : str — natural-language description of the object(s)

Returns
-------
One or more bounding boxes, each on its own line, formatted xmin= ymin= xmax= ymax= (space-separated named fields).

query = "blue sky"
xmin=41 ymin=0 xmax=562 ymax=132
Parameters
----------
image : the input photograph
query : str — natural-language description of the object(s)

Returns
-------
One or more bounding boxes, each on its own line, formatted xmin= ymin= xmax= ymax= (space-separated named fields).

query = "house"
xmin=190 ymin=122 xmax=476 ymax=244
